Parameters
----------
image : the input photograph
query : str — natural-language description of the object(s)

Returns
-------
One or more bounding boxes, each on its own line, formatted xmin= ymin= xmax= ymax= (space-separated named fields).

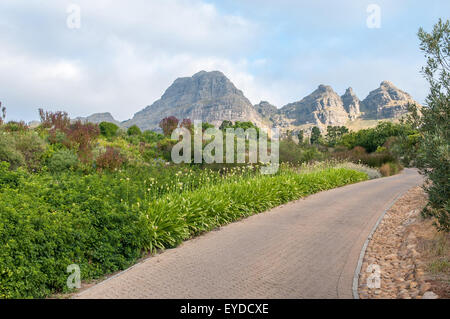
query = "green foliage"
xmin=333 ymin=146 xmax=397 ymax=168
xmin=99 ymin=122 xmax=119 ymax=138
xmin=219 ymin=120 xmax=233 ymax=130
xmin=325 ymin=126 xmax=348 ymax=146
xmin=142 ymin=130 xmax=164 ymax=144
xmin=13 ymin=132 xmax=46 ymax=172
xmin=279 ymin=139 xmax=326 ymax=164
xmin=0 ymin=166 xmax=366 ymax=298
xmin=414 ymin=19 xmax=450 ymax=232
xmin=338 ymin=122 xmax=413 ymax=153
xmin=47 ymin=149 xmax=79 ymax=173
xmin=0 ymin=134 xmax=25 ymax=170
xmin=297 ymin=130 xmax=304 ymax=144
xmin=127 ymin=125 xmax=142 ymax=136
xmin=310 ymin=126 xmax=321 ymax=144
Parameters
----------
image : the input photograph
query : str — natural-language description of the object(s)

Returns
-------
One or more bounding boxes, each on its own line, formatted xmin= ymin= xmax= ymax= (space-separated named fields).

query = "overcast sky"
xmin=1 ymin=0 xmax=449 ymax=122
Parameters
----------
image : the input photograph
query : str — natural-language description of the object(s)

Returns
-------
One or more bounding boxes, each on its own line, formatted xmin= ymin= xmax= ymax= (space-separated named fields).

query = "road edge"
xmin=352 ymin=188 xmax=409 ymax=299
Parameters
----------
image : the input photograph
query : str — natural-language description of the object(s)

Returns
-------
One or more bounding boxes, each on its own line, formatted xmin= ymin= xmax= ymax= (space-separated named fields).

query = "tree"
xmin=412 ymin=19 xmax=450 ymax=231
xmin=310 ymin=126 xmax=321 ymax=144
xmin=0 ymin=102 xmax=6 ymax=125
xmin=159 ymin=116 xmax=179 ymax=136
xmin=219 ymin=120 xmax=233 ymax=130
xmin=326 ymin=126 xmax=349 ymax=146
xmin=180 ymin=119 xmax=193 ymax=131
xmin=202 ymin=122 xmax=215 ymax=132
xmin=127 ymin=125 xmax=142 ymax=136
xmin=297 ymin=130 xmax=304 ymax=144
xmin=99 ymin=122 xmax=119 ymax=138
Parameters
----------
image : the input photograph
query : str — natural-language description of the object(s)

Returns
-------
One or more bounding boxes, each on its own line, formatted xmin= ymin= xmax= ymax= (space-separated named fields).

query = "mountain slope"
xmin=279 ymin=85 xmax=350 ymax=127
xmin=360 ymin=81 xmax=417 ymax=119
xmin=123 ymin=71 xmax=264 ymax=131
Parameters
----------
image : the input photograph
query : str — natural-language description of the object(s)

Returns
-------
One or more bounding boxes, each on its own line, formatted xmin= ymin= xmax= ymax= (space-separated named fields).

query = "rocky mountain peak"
xmin=75 ymin=112 xmax=120 ymax=125
xmin=361 ymin=80 xmax=416 ymax=119
xmin=341 ymin=87 xmax=361 ymax=120
xmin=380 ymin=80 xmax=396 ymax=89
xmin=317 ymin=84 xmax=334 ymax=93
xmin=254 ymin=101 xmax=278 ymax=119
xmin=280 ymin=84 xmax=349 ymax=127
xmin=123 ymin=71 xmax=263 ymax=131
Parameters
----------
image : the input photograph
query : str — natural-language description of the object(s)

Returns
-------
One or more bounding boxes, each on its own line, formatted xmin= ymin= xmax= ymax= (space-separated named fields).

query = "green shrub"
xmin=14 ymin=132 xmax=46 ymax=172
xmin=142 ymin=130 xmax=164 ymax=144
xmin=279 ymin=140 xmax=326 ymax=164
xmin=0 ymin=134 xmax=25 ymax=169
xmin=99 ymin=122 xmax=119 ymax=138
xmin=127 ymin=125 xmax=142 ymax=136
xmin=47 ymin=149 xmax=79 ymax=173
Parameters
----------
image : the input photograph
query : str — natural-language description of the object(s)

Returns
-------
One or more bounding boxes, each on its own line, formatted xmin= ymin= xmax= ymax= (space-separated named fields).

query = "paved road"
xmin=75 ymin=169 xmax=423 ymax=299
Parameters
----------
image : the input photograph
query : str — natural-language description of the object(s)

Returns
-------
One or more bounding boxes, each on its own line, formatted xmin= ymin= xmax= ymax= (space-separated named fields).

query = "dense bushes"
xmin=96 ymin=147 xmax=126 ymax=171
xmin=0 ymin=134 xmax=25 ymax=170
xmin=332 ymin=146 xmax=397 ymax=168
xmin=0 ymin=132 xmax=46 ymax=171
xmin=0 ymin=165 xmax=366 ymax=298
xmin=279 ymin=139 xmax=326 ymax=164
xmin=338 ymin=122 xmax=414 ymax=153
xmin=47 ymin=149 xmax=79 ymax=173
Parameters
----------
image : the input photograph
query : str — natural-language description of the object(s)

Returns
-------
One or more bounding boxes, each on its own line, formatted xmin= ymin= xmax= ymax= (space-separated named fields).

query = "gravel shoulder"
xmin=358 ymin=186 xmax=450 ymax=299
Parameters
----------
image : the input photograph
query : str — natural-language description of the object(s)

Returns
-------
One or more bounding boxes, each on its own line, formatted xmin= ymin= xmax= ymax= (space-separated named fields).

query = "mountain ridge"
xmin=77 ymin=71 xmax=420 ymax=132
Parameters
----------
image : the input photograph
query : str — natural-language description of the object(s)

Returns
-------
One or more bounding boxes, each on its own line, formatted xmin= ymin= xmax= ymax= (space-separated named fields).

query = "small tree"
xmin=297 ymin=130 xmax=304 ymax=144
xmin=38 ymin=109 xmax=70 ymax=130
xmin=65 ymin=121 xmax=100 ymax=164
xmin=310 ymin=126 xmax=321 ymax=144
xmin=159 ymin=116 xmax=179 ymax=136
xmin=412 ymin=19 xmax=450 ymax=231
xmin=219 ymin=120 xmax=233 ymax=130
xmin=99 ymin=122 xmax=119 ymax=138
xmin=180 ymin=119 xmax=193 ymax=131
xmin=127 ymin=125 xmax=142 ymax=136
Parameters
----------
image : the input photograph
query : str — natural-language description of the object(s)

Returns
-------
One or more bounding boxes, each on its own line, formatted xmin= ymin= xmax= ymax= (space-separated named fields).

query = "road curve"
xmin=75 ymin=168 xmax=423 ymax=299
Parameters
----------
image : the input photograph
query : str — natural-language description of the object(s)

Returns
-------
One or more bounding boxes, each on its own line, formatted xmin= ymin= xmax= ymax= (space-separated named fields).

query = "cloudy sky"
xmin=1 ymin=0 xmax=449 ymax=122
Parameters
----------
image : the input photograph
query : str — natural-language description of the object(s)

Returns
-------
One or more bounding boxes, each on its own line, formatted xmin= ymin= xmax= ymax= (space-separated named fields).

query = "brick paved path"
xmin=75 ymin=169 xmax=423 ymax=299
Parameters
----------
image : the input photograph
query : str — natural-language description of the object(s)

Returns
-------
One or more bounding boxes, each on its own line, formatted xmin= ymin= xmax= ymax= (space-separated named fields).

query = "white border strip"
xmin=352 ymin=190 xmax=408 ymax=299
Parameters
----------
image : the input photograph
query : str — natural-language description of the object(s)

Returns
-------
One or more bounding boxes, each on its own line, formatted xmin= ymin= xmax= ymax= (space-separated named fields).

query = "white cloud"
xmin=0 ymin=0 xmax=262 ymax=122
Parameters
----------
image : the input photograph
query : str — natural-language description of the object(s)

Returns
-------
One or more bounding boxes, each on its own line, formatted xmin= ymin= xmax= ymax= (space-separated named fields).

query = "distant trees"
xmin=219 ymin=120 xmax=233 ymax=130
xmin=326 ymin=126 xmax=348 ymax=146
xmin=310 ymin=127 xmax=321 ymax=144
xmin=338 ymin=122 xmax=412 ymax=152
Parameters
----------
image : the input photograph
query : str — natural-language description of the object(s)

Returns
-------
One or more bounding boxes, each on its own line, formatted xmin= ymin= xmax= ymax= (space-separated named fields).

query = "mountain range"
xmin=77 ymin=71 xmax=419 ymax=133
